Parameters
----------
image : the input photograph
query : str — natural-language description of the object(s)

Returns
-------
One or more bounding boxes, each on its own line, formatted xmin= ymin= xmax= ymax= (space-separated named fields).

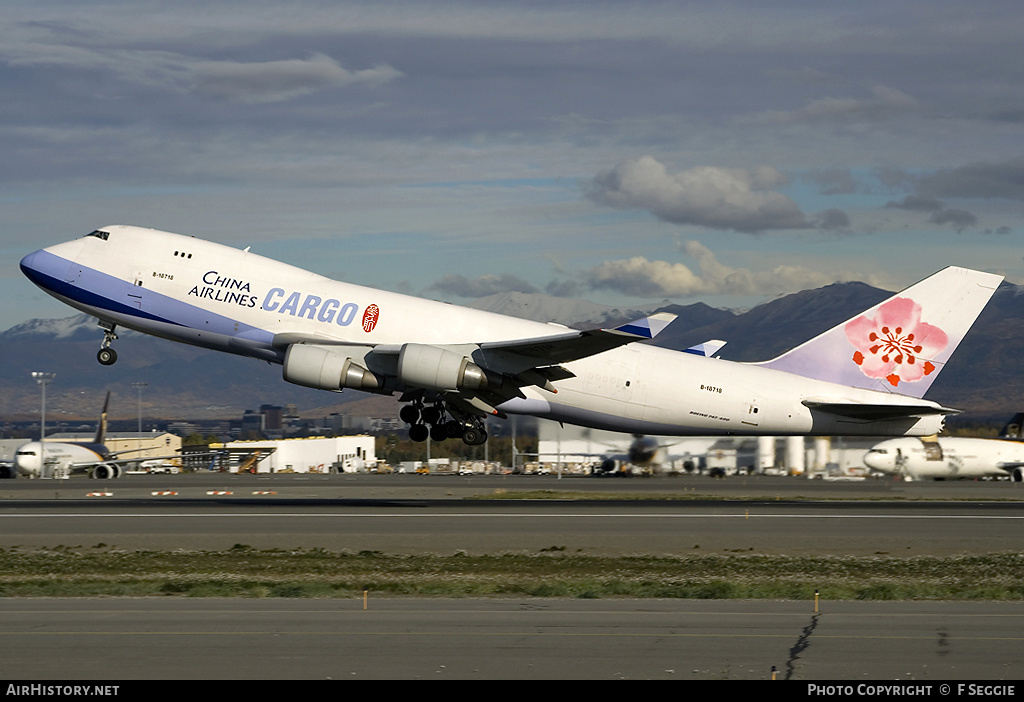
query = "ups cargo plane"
xmin=20 ymin=225 xmax=1001 ymax=445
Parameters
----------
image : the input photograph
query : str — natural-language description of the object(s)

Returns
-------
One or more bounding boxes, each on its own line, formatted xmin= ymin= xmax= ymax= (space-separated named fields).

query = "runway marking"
xmin=1 ymin=512 xmax=1023 ymax=520
xmin=3 ymin=607 xmax=1024 ymax=619
xmin=0 ymin=630 xmax=1022 ymax=642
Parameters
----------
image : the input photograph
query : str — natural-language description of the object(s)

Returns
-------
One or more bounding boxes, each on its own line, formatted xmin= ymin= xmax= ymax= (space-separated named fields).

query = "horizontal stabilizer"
xmin=801 ymin=399 xmax=959 ymax=420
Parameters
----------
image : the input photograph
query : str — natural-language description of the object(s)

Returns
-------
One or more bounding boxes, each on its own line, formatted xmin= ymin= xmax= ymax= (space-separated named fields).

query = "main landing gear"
xmin=400 ymin=399 xmax=488 ymax=446
xmin=97 ymin=322 xmax=118 ymax=366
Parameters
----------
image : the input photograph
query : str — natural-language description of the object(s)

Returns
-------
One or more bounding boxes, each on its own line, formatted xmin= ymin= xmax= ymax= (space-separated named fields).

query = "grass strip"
xmin=1 ymin=546 xmax=1023 ymax=600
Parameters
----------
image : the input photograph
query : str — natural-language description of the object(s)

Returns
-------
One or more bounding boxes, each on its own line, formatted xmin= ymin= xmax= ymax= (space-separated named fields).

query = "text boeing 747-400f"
xmin=20 ymin=225 xmax=1002 ymax=446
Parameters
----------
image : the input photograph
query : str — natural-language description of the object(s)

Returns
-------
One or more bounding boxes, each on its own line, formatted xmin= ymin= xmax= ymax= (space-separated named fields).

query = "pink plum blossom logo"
xmin=844 ymin=297 xmax=948 ymax=388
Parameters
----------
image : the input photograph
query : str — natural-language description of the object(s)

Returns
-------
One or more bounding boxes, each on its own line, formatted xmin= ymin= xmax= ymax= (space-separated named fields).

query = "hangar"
xmin=535 ymin=420 xmax=875 ymax=477
xmin=210 ymin=435 xmax=377 ymax=474
xmin=47 ymin=431 xmax=183 ymax=468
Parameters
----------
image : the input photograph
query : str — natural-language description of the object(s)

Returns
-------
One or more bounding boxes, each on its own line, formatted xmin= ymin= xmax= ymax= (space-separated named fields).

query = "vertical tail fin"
xmin=999 ymin=413 xmax=1024 ymax=440
xmin=93 ymin=391 xmax=110 ymax=444
xmin=754 ymin=267 xmax=1002 ymax=398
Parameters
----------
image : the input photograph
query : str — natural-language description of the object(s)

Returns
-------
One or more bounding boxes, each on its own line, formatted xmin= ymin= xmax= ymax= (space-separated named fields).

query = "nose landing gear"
xmin=97 ymin=322 xmax=118 ymax=366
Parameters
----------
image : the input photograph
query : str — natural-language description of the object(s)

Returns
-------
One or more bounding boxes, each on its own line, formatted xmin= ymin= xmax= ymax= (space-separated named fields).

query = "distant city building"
xmin=260 ymin=404 xmax=283 ymax=431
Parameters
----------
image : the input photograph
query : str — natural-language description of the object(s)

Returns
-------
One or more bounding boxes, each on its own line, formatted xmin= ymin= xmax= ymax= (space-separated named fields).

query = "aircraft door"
xmin=741 ymin=389 xmax=769 ymax=428
xmin=586 ymin=347 xmax=642 ymax=419
xmin=921 ymin=438 xmax=943 ymax=461
xmin=743 ymin=398 xmax=760 ymax=427
xmin=126 ymin=270 xmax=146 ymax=309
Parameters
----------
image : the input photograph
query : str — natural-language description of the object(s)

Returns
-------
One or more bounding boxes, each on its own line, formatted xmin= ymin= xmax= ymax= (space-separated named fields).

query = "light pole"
xmin=31 ymin=372 xmax=56 ymax=441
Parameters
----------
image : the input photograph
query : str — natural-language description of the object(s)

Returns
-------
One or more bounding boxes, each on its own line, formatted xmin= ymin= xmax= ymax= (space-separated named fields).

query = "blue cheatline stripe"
xmin=21 ymin=261 xmax=178 ymax=326
xmin=21 ymin=251 xmax=275 ymax=350
xmin=614 ymin=323 xmax=653 ymax=338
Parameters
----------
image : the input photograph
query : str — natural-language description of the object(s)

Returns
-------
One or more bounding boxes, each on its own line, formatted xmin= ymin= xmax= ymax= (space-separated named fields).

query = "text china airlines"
xmin=189 ymin=271 xmax=380 ymax=332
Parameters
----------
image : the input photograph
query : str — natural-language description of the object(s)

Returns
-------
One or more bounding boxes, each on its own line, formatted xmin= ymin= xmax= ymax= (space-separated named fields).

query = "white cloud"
xmin=193 ymin=54 xmax=402 ymax=104
xmin=3 ymin=40 xmax=401 ymax=104
xmin=583 ymin=241 xmax=843 ymax=298
xmin=428 ymin=272 xmax=538 ymax=298
xmin=586 ymin=156 xmax=808 ymax=233
xmin=751 ymin=85 xmax=922 ymax=125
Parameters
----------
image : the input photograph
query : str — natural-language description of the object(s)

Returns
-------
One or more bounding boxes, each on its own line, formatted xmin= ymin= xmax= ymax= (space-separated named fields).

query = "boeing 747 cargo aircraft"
xmin=20 ymin=225 xmax=1002 ymax=445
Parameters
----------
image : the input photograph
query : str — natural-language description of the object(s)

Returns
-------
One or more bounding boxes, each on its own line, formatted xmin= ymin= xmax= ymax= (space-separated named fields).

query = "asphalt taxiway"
xmin=1 ymin=598 xmax=1022 ymax=680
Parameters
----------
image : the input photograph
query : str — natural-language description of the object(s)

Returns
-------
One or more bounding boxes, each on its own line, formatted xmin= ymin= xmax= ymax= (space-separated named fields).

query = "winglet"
xmin=612 ymin=312 xmax=676 ymax=339
xmin=683 ymin=339 xmax=727 ymax=357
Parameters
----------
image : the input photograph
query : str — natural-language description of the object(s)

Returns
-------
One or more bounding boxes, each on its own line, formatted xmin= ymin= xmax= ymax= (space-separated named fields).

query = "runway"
xmin=1 ymin=472 xmax=1022 ymax=680
xmin=0 ymin=472 xmax=1022 ymax=555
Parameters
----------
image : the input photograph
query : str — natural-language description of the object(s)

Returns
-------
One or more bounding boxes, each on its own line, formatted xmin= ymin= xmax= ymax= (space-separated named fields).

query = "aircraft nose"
xmin=20 ymin=245 xmax=76 ymax=290
xmin=13 ymin=447 xmax=39 ymax=478
xmin=19 ymin=249 xmax=46 ymax=286
xmin=863 ymin=451 xmax=888 ymax=472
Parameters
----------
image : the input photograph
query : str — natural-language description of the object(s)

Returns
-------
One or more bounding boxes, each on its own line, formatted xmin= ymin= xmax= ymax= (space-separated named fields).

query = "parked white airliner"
xmin=20 ymin=225 xmax=1002 ymax=445
xmin=12 ymin=392 xmax=171 ymax=479
xmin=864 ymin=414 xmax=1024 ymax=482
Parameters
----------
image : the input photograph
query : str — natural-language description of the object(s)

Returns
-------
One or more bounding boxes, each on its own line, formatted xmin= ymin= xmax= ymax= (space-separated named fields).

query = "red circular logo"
xmin=362 ymin=304 xmax=380 ymax=333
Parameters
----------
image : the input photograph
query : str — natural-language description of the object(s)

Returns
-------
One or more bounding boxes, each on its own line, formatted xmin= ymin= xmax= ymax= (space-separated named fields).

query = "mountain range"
xmin=2 ymin=278 xmax=1021 ymax=423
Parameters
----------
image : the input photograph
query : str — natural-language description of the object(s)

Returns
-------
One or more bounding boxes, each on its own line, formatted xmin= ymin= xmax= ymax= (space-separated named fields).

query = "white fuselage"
xmin=14 ymin=441 xmax=106 ymax=478
xmin=864 ymin=437 xmax=1024 ymax=480
xmin=21 ymin=226 xmax=950 ymax=437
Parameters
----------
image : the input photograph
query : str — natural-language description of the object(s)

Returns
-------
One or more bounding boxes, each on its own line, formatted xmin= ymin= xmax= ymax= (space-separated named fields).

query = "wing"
xmin=477 ymin=313 xmax=676 ymax=364
xmin=279 ymin=313 xmax=677 ymax=416
xmin=476 ymin=312 xmax=676 ymax=371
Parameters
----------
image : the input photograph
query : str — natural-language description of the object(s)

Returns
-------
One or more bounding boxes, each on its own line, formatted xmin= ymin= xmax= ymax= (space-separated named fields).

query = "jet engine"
xmin=283 ymin=344 xmax=382 ymax=392
xmin=91 ymin=464 xmax=121 ymax=479
xmin=284 ymin=342 xmax=501 ymax=395
xmin=397 ymin=343 xmax=495 ymax=392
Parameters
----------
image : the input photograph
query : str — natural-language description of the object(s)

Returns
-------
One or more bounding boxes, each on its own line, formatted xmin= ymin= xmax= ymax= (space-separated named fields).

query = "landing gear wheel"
xmin=462 ymin=427 xmax=487 ymax=446
xmin=97 ymin=348 xmax=117 ymax=366
xmin=409 ymin=424 xmax=429 ymax=442
xmin=430 ymin=423 xmax=448 ymax=442
xmin=421 ymin=405 xmax=442 ymax=425
xmin=399 ymin=404 xmax=421 ymax=424
xmin=97 ymin=322 xmax=119 ymax=366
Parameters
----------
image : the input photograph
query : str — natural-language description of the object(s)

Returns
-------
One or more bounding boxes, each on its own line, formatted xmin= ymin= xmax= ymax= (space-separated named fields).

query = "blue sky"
xmin=3 ymin=0 xmax=1023 ymax=329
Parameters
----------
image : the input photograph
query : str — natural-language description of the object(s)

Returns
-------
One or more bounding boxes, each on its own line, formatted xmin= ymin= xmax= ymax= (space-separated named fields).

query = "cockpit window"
xmin=16 ymin=450 xmax=37 ymax=456
xmin=86 ymin=230 xmax=110 ymax=241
